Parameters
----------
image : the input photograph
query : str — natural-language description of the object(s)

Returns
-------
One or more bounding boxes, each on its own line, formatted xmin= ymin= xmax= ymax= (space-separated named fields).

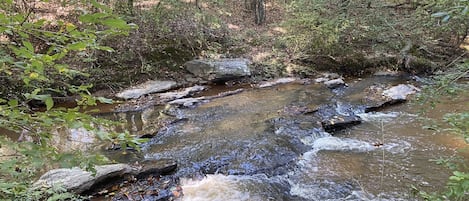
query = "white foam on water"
xmin=289 ymin=180 xmax=375 ymax=201
xmin=303 ymin=136 xmax=411 ymax=157
xmin=357 ymin=112 xmax=400 ymax=123
xmin=180 ymin=174 xmax=253 ymax=201
xmin=300 ymin=130 xmax=332 ymax=146
xmin=312 ymin=136 xmax=376 ymax=153
xmin=382 ymin=140 xmax=412 ymax=154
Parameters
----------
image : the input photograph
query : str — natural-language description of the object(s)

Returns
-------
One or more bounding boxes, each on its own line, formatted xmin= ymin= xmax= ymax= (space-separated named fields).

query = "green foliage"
xmin=282 ymin=0 xmax=349 ymax=55
xmin=0 ymin=0 xmax=144 ymax=199
xmin=444 ymin=112 xmax=469 ymax=142
xmin=92 ymin=0 xmax=231 ymax=86
xmin=282 ymin=0 xmax=468 ymax=74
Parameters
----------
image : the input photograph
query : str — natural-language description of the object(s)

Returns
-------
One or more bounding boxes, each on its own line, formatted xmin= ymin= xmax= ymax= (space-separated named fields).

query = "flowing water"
xmin=105 ymin=76 xmax=469 ymax=200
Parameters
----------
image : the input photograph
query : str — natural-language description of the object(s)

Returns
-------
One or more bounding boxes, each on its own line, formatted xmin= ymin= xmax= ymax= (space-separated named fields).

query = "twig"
xmin=379 ymin=120 xmax=385 ymax=199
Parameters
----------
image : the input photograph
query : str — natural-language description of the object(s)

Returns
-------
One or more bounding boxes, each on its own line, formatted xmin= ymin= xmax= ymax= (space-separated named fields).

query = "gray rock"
xmin=34 ymin=160 xmax=178 ymax=194
xmin=137 ymin=159 xmax=178 ymax=178
xmin=364 ymin=84 xmax=420 ymax=112
xmin=324 ymin=78 xmax=346 ymax=89
xmin=168 ymin=97 xmax=207 ymax=107
xmin=321 ymin=72 xmax=341 ymax=79
xmin=321 ymin=115 xmax=361 ymax=133
xmin=34 ymin=164 xmax=134 ymax=194
xmin=314 ymin=73 xmax=341 ymax=83
xmin=157 ymin=85 xmax=206 ymax=102
xmin=116 ymin=80 xmax=177 ymax=99
xmin=382 ymin=84 xmax=420 ymax=100
xmin=184 ymin=58 xmax=251 ymax=81
xmin=316 ymin=102 xmax=362 ymax=132
xmin=258 ymin=77 xmax=298 ymax=88
xmin=314 ymin=77 xmax=329 ymax=83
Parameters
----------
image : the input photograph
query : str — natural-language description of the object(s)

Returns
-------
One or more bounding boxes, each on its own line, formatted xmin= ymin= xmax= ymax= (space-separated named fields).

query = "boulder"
xmin=365 ymin=84 xmax=420 ymax=112
xmin=116 ymin=80 xmax=177 ymax=100
xmin=34 ymin=160 xmax=177 ymax=194
xmin=34 ymin=164 xmax=134 ymax=194
xmin=184 ymin=59 xmax=251 ymax=82
xmin=382 ymin=84 xmax=420 ymax=100
xmin=314 ymin=73 xmax=341 ymax=83
xmin=324 ymin=78 xmax=346 ymax=89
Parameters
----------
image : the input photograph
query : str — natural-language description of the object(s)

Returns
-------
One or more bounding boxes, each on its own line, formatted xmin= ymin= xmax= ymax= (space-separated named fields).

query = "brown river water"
xmin=3 ymin=75 xmax=467 ymax=200
xmin=96 ymin=75 xmax=469 ymax=201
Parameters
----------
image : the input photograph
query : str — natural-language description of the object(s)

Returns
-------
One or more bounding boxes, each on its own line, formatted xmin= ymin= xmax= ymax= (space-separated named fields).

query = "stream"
xmin=102 ymin=75 xmax=468 ymax=200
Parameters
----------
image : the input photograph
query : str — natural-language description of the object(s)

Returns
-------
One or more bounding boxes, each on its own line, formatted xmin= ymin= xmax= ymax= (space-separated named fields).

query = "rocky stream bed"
xmin=34 ymin=59 xmax=469 ymax=200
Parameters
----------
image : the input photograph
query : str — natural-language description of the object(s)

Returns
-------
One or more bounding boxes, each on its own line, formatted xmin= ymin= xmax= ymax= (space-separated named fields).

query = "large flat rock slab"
xmin=184 ymin=58 xmax=251 ymax=82
xmin=34 ymin=160 xmax=177 ymax=194
xmin=364 ymin=84 xmax=420 ymax=112
xmin=34 ymin=164 xmax=134 ymax=194
xmin=116 ymin=80 xmax=177 ymax=99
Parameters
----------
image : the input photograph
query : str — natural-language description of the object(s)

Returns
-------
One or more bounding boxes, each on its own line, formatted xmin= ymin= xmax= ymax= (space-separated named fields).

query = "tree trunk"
xmin=254 ymin=0 xmax=266 ymax=25
xmin=245 ymin=0 xmax=265 ymax=25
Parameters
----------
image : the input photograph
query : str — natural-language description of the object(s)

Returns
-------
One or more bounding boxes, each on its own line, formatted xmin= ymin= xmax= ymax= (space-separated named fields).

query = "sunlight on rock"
xmin=51 ymin=127 xmax=98 ymax=152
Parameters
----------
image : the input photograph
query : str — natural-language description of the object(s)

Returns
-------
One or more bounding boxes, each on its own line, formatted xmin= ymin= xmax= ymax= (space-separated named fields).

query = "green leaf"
xmin=65 ymin=23 xmax=76 ymax=32
xmin=96 ymin=46 xmax=114 ymax=52
xmin=23 ymin=41 xmax=34 ymax=52
xmin=45 ymin=96 xmax=54 ymax=111
xmin=90 ymin=0 xmax=112 ymax=13
xmin=95 ymin=130 xmax=109 ymax=140
xmin=7 ymin=99 xmax=18 ymax=107
xmin=102 ymin=18 xmax=129 ymax=29
xmin=432 ymin=12 xmax=448 ymax=18
xmin=67 ymin=42 xmax=87 ymax=51
xmin=79 ymin=13 xmax=108 ymax=23
xmin=97 ymin=97 xmax=113 ymax=104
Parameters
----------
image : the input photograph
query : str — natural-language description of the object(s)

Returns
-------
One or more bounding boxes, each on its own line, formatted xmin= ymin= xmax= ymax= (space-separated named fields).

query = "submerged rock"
xmin=321 ymin=115 xmax=361 ymax=133
xmin=184 ymin=58 xmax=251 ymax=82
xmin=116 ymin=80 xmax=177 ymax=100
xmin=316 ymin=103 xmax=362 ymax=132
xmin=34 ymin=160 xmax=177 ymax=194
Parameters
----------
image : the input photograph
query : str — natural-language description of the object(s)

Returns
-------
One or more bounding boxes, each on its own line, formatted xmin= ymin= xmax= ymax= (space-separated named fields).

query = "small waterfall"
xmin=180 ymin=175 xmax=252 ymax=201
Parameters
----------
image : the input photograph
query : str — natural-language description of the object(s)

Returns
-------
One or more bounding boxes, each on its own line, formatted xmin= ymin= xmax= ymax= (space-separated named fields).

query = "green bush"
xmin=0 ymin=0 xmax=144 ymax=199
xmin=282 ymin=0 xmax=468 ymax=74
xmin=90 ymin=0 xmax=232 ymax=87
